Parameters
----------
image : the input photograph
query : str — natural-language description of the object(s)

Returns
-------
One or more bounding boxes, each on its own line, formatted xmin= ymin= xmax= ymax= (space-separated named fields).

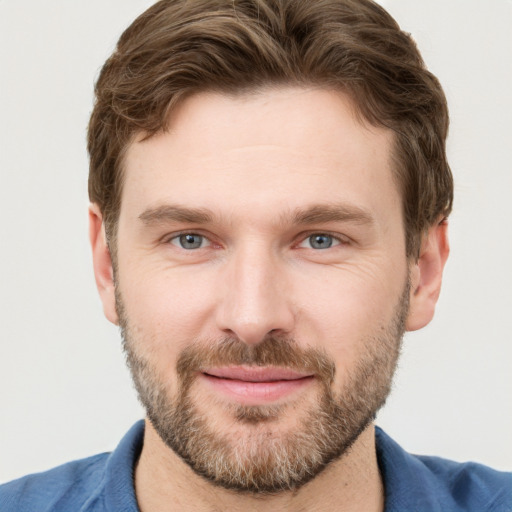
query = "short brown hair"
xmin=88 ymin=0 xmax=453 ymax=258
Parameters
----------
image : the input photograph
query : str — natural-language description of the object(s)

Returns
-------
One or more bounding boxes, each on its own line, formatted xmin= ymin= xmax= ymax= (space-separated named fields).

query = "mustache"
xmin=176 ymin=336 xmax=336 ymax=385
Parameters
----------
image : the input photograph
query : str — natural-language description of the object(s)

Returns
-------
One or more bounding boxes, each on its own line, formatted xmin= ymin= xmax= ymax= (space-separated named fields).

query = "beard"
xmin=117 ymin=283 xmax=409 ymax=494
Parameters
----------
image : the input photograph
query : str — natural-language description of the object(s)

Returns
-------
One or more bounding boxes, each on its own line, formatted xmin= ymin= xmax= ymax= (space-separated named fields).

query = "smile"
xmin=200 ymin=366 xmax=315 ymax=404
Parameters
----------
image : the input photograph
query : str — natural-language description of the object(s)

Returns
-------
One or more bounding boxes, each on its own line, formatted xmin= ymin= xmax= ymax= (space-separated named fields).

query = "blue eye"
xmin=171 ymin=233 xmax=207 ymax=250
xmin=309 ymin=234 xmax=333 ymax=249
xmin=301 ymin=234 xmax=340 ymax=250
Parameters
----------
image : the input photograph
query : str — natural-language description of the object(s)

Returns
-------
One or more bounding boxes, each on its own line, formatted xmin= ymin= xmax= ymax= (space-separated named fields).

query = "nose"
xmin=215 ymin=243 xmax=295 ymax=345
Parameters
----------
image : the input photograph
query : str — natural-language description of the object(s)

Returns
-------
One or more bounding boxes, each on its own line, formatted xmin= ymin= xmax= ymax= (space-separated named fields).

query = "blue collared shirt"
xmin=1 ymin=421 xmax=511 ymax=511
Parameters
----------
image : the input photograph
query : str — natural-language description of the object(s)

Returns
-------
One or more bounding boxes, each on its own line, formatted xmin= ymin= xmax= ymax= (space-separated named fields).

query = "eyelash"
xmin=164 ymin=231 xmax=350 ymax=251
xmin=297 ymin=232 xmax=349 ymax=250
xmin=166 ymin=232 xmax=213 ymax=250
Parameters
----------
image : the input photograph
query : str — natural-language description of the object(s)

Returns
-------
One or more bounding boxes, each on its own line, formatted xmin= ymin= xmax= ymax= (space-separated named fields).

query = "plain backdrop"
xmin=1 ymin=0 xmax=511 ymax=483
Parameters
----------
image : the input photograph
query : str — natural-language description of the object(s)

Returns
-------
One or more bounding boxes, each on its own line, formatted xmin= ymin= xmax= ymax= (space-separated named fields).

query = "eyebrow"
xmin=139 ymin=205 xmax=214 ymax=225
xmin=290 ymin=203 xmax=375 ymax=226
xmin=138 ymin=202 xmax=374 ymax=227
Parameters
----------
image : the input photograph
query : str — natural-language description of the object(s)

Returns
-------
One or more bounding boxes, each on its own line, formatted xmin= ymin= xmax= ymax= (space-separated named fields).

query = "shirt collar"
xmin=101 ymin=421 xmax=448 ymax=511
xmin=103 ymin=420 xmax=144 ymax=512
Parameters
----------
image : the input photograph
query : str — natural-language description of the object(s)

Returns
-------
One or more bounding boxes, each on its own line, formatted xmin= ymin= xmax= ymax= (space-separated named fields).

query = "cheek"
xmin=118 ymin=265 xmax=218 ymax=358
xmin=292 ymin=263 xmax=406 ymax=364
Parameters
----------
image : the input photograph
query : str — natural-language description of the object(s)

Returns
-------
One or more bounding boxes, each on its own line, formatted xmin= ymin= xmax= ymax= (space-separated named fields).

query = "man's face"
xmin=114 ymin=88 xmax=410 ymax=492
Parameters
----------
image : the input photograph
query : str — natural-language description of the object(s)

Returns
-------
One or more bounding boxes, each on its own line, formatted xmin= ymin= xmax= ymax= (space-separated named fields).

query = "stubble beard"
xmin=117 ymin=284 xmax=409 ymax=494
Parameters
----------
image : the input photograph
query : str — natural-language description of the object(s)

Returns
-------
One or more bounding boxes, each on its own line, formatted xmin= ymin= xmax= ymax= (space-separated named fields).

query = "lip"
xmin=204 ymin=366 xmax=312 ymax=382
xmin=200 ymin=366 xmax=315 ymax=405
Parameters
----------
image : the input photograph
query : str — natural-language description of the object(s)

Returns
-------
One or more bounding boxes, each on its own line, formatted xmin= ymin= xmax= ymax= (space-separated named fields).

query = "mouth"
xmin=200 ymin=366 xmax=315 ymax=405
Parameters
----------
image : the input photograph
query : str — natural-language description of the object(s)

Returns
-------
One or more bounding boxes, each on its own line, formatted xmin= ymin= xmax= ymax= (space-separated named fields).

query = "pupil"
xmin=180 ymin=234 xmax=201 ymax=249
xmin=311 ymin=234 xmax=332 ymax=249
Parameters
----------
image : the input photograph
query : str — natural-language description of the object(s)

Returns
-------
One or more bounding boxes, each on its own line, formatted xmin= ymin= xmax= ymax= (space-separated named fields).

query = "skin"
xmin=90 ymin=87 xmax=449 ymax=511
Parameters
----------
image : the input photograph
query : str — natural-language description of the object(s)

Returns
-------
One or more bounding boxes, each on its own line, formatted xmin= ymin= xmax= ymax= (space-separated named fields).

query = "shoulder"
xmin=375 ymin=427 xmax=512 ymax=512
xmin=0 ymin=421 xmax=144 ymax=512
xmin=416 ymin=454 xmax=512 ymax=511
xmin=0 ymin=453 xmax=110 ymax=512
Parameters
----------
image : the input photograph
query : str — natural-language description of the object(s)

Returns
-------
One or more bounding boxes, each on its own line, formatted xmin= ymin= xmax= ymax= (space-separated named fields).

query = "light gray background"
xmin=1 ymin=0 xmax=511 ymax=483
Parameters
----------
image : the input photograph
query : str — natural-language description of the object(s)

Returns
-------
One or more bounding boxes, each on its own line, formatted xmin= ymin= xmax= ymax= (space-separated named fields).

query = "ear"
xmin=89 ymin=203 xmax=119 ymax=325
xmin=406 ymin=219 xmax=450 ymax=331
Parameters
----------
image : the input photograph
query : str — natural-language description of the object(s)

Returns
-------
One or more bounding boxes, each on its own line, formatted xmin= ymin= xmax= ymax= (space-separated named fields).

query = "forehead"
xmin=120 ymin=87 xmax=399 ymax=229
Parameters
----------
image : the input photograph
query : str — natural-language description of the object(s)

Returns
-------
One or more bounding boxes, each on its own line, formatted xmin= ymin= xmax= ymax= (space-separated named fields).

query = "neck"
xmin=134 ymin=420 xmax=385 ymax=512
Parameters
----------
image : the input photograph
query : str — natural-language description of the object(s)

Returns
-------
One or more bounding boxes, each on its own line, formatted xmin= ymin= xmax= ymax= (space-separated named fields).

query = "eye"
xmin=170 ymin=233 xmax=209 ymax=250
xmin=300 ymin=233 xmax=341 ymax=250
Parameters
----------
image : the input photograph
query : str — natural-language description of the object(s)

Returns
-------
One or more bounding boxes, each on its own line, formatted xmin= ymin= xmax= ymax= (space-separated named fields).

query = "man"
xmin=1 ymin=0 xmax=510 ymax=510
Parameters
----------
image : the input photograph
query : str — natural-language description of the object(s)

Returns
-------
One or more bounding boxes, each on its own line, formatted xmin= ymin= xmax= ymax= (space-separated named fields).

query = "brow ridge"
xmin=289 ymin=203 xmax=374 ymax=226
xmin=139 ymin=205 xmax=214 ymax=225
xmin=138 ymin=202 xmax=374 ymax=227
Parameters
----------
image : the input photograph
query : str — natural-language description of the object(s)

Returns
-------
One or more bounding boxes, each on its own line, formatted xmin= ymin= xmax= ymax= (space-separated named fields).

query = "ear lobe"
xmin=89 ymin=204 xmax=119 ymax=325
xmin=406 ymin=219 xmax=450 ymax=332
